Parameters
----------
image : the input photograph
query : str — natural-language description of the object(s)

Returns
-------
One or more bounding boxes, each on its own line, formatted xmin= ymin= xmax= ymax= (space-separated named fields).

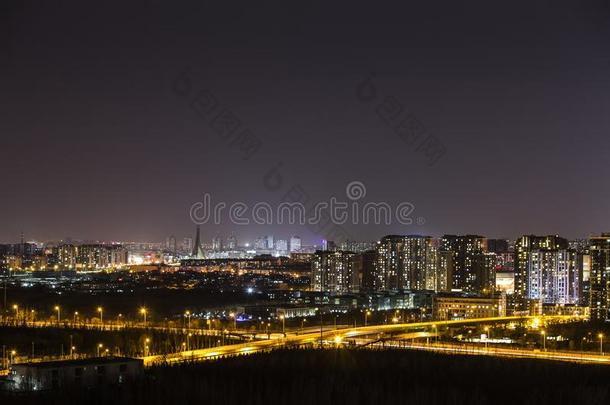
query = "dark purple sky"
xmin=2 ymin=1 xmax=610 ymax=244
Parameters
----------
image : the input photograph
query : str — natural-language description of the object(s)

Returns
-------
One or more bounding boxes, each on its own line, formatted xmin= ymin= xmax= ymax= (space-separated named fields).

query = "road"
xmin=141 ymin=314 xmax=585 ymax=366
xmin=383 ymin=341 xmax=610 ymax=365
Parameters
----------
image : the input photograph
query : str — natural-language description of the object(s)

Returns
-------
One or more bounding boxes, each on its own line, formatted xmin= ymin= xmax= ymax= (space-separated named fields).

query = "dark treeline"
xmin=2 ymin=348 xmax=610 ymax=405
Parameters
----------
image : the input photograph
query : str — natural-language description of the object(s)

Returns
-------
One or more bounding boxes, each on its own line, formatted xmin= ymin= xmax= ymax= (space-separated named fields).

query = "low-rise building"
xmin=434 ymin=293 xmax=506 ymax=320
xmin=8 ymin=357 xmax=143 ymax=391
xmin=276 ymin=306 xmax=318 ymax=318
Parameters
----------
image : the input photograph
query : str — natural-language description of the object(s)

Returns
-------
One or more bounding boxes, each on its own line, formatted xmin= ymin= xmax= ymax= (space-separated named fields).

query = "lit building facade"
xmin=375 ymin=235 xmax=404 ymax=290
xmin=514 ymin=235 xmax=569 ymax=311
xmin=433 ymin=293 xmax=506 ymax=320
xmin=589 ymin=234 xmax=610 ymax=321
xmin=526 ymin=249 xmax=579 ymax=305
xmin=440 ymin=235 xmax=493 ymax=294
xmin=290 ymin=236 xmax=302 ymax=252
xmin=311 ymin=250 xmax=358 ymax=294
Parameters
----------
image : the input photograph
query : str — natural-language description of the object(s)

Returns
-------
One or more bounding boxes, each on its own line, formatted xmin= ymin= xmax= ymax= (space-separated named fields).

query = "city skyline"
xmin=4 ymin=1 xmax=610 ymax=402
xmin=0 ymin=228 xmax=602 ymax=246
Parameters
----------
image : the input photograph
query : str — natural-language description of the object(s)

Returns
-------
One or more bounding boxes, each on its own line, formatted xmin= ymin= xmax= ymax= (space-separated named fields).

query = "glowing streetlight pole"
xmin=280 ymin=314 xmax=285 ymax=335
xmin=140 ymin=308 xmax=147 ymax=326
xmin=97 ymin=307 xmax=103 ymax=325
xmin=73 ymin=311 xmax=79 ymax=325
xmin=599 ymin=333 xmax=604 ymax=355
xmin=482 ymin=326 xmax=490 ymax=349
xmin=97 ymin=343 xmax=103 ymax=357
xmin=54 ymin=306 xmax=61 ymax=324
xmin=229 ymin=312 xmax=236 ymax=331
xmin=185 ymin=310 xmax=191 ymax=329
xmin=364 ymin=310 xmax=371 ymax=327
xmin=541 ymin=330 xmax=546 ymax=351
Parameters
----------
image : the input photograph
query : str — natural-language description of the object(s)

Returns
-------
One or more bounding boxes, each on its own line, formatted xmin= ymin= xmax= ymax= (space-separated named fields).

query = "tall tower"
xmin=441 ymin=234 xmax=487 ymax=293
xmin=191 ymin=226 xmax=205 ymax=259
xmin=514 ymin=235 xmax=569 ymax=310
xmin=589 ymin=234 xmax=610 ymax=321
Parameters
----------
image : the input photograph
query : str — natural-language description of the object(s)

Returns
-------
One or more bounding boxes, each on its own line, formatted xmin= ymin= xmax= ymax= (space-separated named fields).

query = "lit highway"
xmin=385 ymin=341 xmax=610 ymax=365
xmin=142 ymin=315 xmax=587 ymax=366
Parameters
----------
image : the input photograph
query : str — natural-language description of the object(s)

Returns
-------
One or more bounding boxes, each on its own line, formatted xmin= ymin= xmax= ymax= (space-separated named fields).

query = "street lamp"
xmin=599 ymin=333 xmax=604 ymax=355
xmin=73 ymin=311 xmax=79 ymax=325
xmin=279 ymin=314 xmax=285 ymax=335
xmin=185 ymin=310 xmax=191 ymax=329
xmin=229 ymin=312 xmax=236 ymax=330
xmin=364 ymin=310 xmax=371 ymax=327
xmin=97 ymin=343 xmax=103 ymax=357
xmin=541 ymin=330 xmax=546 ymax=351
xmin=140 ymin=307 xmax=147 ymax=326
xmin=97 ymin=307 xmax=103 ymax=325
xmin=10 ymin=350 xmax=16 ymax=365
xmin=54 ymin=306 xmax=61 ymax=324
xmin=145 ymin=338 xmax=150 ymax=356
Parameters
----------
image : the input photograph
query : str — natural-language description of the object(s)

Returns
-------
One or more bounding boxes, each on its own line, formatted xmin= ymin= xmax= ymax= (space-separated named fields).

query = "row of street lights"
xmin=8 ymin=304 xmax=149 ymax=326
xmin=9 ymin=305 xmax=609 ymax=356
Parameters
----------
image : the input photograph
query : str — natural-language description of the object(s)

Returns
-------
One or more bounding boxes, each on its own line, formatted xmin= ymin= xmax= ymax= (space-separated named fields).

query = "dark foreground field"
xmin=3 ymin=348 xmax=610 ymax=405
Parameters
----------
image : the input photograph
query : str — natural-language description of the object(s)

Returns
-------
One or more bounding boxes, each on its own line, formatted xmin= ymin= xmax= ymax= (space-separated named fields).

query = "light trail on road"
xmin=141 ymin=314 xmax=586 ymax=366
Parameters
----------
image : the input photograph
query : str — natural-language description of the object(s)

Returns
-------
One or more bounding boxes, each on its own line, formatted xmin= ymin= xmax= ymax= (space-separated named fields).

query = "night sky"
xmin=2 ymin=1 xmax=610 ymax=244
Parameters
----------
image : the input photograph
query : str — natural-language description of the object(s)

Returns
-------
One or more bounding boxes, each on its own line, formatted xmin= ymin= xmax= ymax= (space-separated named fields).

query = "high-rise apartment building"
xmin=226 ymin=235 xmax=237 ymax=250
xmin=374 ymin=235 xmax=440 ymax=291
xmin=289 ymin=236 xmax=301 ymax=252
xmin=440 ymin=235 xmax=493 ymax=294
xmin=514 ymin=235 xmax=569 ymax=310
xmin=589 ymin=233 xmax=610 ymax=321
xmin=311 ymin=250 xmax=358 ymax=294
xmin=375 ymin=235 xmax=405 ymax=290
xmin=526 ymin=249 xmax=579 ymax=304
